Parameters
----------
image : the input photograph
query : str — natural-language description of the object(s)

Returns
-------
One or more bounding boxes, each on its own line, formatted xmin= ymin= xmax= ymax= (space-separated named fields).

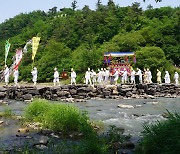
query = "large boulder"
xmin=23 ymin=94 xmax=32 ymax=100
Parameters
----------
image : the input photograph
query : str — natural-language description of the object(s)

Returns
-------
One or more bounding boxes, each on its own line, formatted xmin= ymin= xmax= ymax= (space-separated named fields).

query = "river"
xmin=0 ymin=97 xmax=180 ymax=149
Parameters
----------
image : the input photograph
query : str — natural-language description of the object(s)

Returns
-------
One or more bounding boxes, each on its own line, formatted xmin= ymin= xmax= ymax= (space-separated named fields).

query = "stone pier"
xmin=0 ymin=84 xmax=179 ymax=102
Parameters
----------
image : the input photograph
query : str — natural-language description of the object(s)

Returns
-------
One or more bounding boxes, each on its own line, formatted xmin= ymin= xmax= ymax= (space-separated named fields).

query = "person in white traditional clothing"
xmin=91 ymin=69 xmax=97 ymax=85
xmin=104 ymin=68 xmax=110 ymax=83
xmin=164 ymin=71 xmax=170 ymax=84
xmin=143 ymin=68 xmax=148 ymax=84
xmin=13 ymin=69 xmax=19 ymax=86
xmin=4 ymin=65 xmax=9 ymax=86
xmin=136 ymin=68 xmax=143 ymax=84
xmin=146 ymin=68 xmax=152 ymax=83
xmin=113 ymin=69 xmax=119 ymax=85
xmin=122 ymin=68 xmax=128 ymax=84
xmin=70 ymin=68 xmax=76 ymax=85
xmin=101 ymin=68 xmax=105 ymax=82
xmin=156 ymin=69 xmax=162 ymax=84
xmin=130 ymin=69 xmax=136 ymax=84
xmin=31 ymin=67 xmax=38 ymax=85
xmin=85 ymin=68 xmax=92 ymax=85
xmin=174 ymin=72 xmax=179 ymax=85
xmin=53 ymin=67 xmax=60 ymax=86
xmin=97 ymin=69 xmax=103 ymax=84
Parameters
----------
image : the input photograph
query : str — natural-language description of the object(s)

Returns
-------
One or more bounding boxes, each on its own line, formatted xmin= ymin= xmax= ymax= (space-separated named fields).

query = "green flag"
xmin=5 ymin=40 xmax=11 ymax=65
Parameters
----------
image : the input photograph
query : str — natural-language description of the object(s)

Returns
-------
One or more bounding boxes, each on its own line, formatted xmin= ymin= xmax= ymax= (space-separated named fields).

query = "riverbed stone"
xmin=39 ymin=136 xmax=49 ymax=145
xmin=57 ymin=91 xmax=69 ymax=97
xmin=69 ymin=89 xmax=77 ymax=95
xmin=0 ymin=92 xmax=6 ymax=98
xmin=117 ymin=104 xmax=134 ymax=109
xmin=23 ymin=94 xmax=32 ymax=100
xmin=35 ymin=144 xmax=48 ymax=150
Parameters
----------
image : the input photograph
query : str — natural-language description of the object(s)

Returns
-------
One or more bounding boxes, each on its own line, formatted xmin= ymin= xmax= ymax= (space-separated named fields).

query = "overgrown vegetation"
xmin=25 ymin=99 xmax=91 ymax=134
xmin=0 ymin=1 xmax=179 ymax=82
xmin=0 ymin=107 xmax=13 ymax=117
xmin=23 ymin=99 xmax=132 ymax=153
xmin=136 ymin=111 xmax=180 ymax=154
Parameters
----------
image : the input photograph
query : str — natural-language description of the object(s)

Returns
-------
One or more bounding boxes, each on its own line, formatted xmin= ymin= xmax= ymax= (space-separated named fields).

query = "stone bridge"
xmin=0 ymin=84 xmax=179 ymax=102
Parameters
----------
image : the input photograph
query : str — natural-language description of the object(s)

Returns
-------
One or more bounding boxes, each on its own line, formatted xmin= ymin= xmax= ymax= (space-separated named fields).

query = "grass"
xmin=136 ymin=110 xmax=180 ymax=154
xmin=0 ymin=107 xmax=13 ymax=117
xmin=25 ymin=99 xmax=91 ymax=134
xmin=22 ymin=99 xmax=132 ymax=153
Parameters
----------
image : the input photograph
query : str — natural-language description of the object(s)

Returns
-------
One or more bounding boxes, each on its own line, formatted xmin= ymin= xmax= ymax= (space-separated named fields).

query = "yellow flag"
xmin=32 ymin=37 xmax=40 ymax=61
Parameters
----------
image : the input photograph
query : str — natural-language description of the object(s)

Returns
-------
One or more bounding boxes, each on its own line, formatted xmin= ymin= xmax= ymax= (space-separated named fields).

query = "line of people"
xmin=82 ymin=67 xmax=179 ymax=85
xmin=3 ymin=65 xmax=38 ymax=86
xmin=2 ymin=65 xmax=179 ymax=86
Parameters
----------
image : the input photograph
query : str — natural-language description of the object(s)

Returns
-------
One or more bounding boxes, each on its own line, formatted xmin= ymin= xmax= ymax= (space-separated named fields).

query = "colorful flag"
xmin=23 ymin=39 xmax=32 ymax=53
xmin=13 ymin=49 xmax=23 ymax=70
xmin=5 ymin=40 xmax=11 ymax=65
xmin=32 ymin=37 xmax=40 ymax=61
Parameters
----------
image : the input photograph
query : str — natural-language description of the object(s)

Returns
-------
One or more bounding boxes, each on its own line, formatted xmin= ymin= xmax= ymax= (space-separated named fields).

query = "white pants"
xmin=5 ymin=75 xmax=9 ymax=84
xmin=71 ymin=77 xmax=76 ymax=85
xmin=86 ymin=77 xmax=92 ymax=85
xmin=53 ymin=78 xmax=59 ymax=85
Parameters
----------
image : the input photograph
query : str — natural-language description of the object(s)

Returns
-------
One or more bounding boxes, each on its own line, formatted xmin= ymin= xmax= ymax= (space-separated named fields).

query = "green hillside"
xmin=0 ymin=1 xmax=179 ymax=83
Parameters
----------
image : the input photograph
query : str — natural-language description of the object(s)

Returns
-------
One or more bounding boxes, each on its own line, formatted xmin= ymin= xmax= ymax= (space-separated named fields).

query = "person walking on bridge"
xmin=53 ymin=67 xmax=60 ymax=86
xmin=4 ymin=65 xmax=9 ymax=86
xmin=70 ymin=68 xmax=76 ymax=85
xmin=13 ymin=69 xmax=19 ymax=86
xmin=31 ymin=67 xmax=38 ymax=86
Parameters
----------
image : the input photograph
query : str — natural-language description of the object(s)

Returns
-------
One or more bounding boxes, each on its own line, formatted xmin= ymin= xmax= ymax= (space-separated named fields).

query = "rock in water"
xmin=35 ymin=144 xmax=48 ymax=150
xmin=39 ymin=136 xmax=49 ymax=145
xmin=117 ymin=104 xmax=134 ymax=109
xmin=0 ymin=121 xmax=3 ymax=124
xmin=18 ymin=127 xmax=29 ymax=133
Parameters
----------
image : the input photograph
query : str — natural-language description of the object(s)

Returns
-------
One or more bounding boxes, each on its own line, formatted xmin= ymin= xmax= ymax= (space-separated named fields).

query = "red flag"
xmin=13 ymin=49 xmax=23 ymax=70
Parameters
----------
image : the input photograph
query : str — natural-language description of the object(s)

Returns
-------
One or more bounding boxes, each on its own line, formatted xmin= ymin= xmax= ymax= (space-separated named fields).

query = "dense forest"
xmin=0 ymin=0 xmax=179 ymax=83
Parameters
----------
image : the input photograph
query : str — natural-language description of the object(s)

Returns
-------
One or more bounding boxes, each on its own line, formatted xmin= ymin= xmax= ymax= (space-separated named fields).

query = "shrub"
xmin=137 ymin=111 xmax=180 ymax=154
xmin=25 ymin=99 xmax=50 ymax=122
xmin=24 ymin=99 xmax=91 ymax=134
xmin=2 ymin=107 xmax=13 ymax=117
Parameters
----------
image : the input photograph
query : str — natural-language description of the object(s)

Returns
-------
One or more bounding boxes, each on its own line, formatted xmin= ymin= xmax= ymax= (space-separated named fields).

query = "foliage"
xmin=135 ymin=46 xmax=175 ymax=82
xmin=137 ymin=111 xmax=180 ymax=154
xmin=0 ymin=2 xmax=179 ymax=82
xmin=25 ymin=99 xmax=91 ymax=133
xmin=0 ymin=107 xmax=14 ymax=117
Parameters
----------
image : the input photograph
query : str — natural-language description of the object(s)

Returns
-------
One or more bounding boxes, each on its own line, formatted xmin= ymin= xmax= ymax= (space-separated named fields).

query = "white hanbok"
xmin=104 ymin=70 xmax=110 ymax=82
xmin=85 ymin=71 xmax=92 ymax=85
xmin=130 ymin=70 xmax=136 ymax=84
xmin=91 ymin=71 xmax=97 ymax=84
xmin=4 ymin=67 xmax=9 ymax=85
xmin=164 ymin=71 xmax=170 ymax=84
xmin=174 ymin=72 xmax=179 ymax=85
xmin=13 ymin=69 xmax=19 ymax=85
xmin=54 ymin=71 xmax=60 ymax=85
xmin=114 ymin=70 xmax=119 ymax=82
xmin=136 ymin=69 xmax=142 ymax=83
xmin=147 ymin=70 xmax=152 ymax=83
xmin=31 ymin=69 xmax=38 ymax=85
xmin=97 ymin=70 xmax=103 ymax=84
xmin=122 ymin=70 xmax=128 ymax=84
xmin=71 ymin=71 xmax=77 ymax=85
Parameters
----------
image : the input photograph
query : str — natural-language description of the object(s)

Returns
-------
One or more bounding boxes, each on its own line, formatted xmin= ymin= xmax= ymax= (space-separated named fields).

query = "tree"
xmin=143 ymin=0 xmax=162 ymax=2
xmin=71 ymin=0 xmax=78 ymax=11
xmin=135 ymin=46 xmax=174 ymax=82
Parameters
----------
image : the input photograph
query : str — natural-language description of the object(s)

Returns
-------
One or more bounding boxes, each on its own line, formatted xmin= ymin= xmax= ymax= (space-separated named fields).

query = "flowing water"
xmin=0 ymin=98 xmax=180 ymax=149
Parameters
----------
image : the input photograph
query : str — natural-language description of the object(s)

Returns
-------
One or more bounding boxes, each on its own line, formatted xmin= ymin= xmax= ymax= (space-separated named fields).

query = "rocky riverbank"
xmin=0 ymin=83 xmax=179 ymax=102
